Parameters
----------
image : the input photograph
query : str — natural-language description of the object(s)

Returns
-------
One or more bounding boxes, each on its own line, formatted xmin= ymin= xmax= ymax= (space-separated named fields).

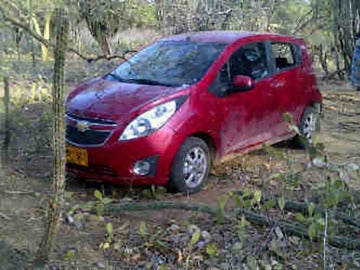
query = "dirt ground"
xmin=1 ymin=85 xmax=360 ymax=269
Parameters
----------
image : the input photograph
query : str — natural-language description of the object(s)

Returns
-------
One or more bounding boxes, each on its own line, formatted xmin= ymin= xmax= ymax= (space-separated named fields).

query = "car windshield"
xmin=107 ymin=40 xmax=226 ymax=87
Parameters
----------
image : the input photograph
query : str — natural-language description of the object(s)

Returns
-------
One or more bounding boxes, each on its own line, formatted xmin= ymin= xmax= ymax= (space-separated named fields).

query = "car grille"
xmin=66 ymin=114 xmax=115 ymax=146
xmin=66 ymin=113 xmax=117 ymax=125
xmin=66 ymin=126 xmax=111 ymax=146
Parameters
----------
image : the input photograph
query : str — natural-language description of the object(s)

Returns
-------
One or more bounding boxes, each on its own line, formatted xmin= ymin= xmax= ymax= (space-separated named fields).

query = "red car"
xmin=66 ymin=31 xmax=322 ymax=193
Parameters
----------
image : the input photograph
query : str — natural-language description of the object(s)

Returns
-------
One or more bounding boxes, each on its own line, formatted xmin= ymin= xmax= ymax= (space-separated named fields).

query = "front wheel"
xmin=169 ymin=137 xmax=211 ymax=194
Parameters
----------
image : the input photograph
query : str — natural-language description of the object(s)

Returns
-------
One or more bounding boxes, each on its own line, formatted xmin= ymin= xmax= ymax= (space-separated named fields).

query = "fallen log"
xmin=238 ymin=209 xmax=360 ymax=250
xmin=91 ymin=201 xmax=360 ymax=250
xmin=235 ymin=191 xmax=360 ymax=228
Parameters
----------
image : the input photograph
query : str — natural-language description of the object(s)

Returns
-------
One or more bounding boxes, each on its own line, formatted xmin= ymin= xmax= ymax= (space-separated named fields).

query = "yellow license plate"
xmin=66 ymin=145 xmax=88 ymax=166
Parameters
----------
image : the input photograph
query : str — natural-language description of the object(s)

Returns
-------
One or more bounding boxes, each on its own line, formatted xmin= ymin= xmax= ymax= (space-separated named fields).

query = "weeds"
xmin=21 ymin=111 xmax=52 ymax=153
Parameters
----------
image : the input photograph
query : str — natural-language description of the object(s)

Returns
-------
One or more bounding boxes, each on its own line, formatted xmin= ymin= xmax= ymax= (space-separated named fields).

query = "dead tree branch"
xmin=0 ymin=7 xmax=134 ymax=63
xmin=293 ymin=8 xmax=314 ymax=35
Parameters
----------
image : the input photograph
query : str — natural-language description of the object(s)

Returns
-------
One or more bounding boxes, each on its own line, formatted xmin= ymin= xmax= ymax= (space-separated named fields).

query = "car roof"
xmin=160 ymin=31 xmax=300 ymax=44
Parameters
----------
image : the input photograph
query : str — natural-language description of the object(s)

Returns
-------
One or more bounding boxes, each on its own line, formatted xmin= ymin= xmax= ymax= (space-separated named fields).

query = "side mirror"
xmin=231 ymin=75 xmax=255 ymax=92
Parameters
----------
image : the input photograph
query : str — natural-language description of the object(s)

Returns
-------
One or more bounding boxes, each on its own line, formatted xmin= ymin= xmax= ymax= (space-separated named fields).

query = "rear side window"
xmin=271 ymin=42 xmax=299 ymax=71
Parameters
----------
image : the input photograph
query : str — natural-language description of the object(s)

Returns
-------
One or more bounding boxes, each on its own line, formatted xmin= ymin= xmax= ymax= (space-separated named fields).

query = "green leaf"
xmin=101 ymin=242 xmax=110 ymax=250
xmin=333 ymin=179 xmax=344 ymax=189
xmin=151 ymin=185 xmax=156 ymax=197
xmin=157 ymin=186 xmax=167 ymax=194
xmin=264 ymin=199 xmax=275 ymax=210
xmin=152 ymin=241 xmax=170 ymax=252
xmin=307 ymin=202 xmax=315 ymax=217
xmin=65 ymin=250 xmax=75 ymax=261
xmin=139 ymin=221 xmax=147 ymax=237
xmin=142 ymin=189 xmax=153 ymax=199
xmin=307 ymin=145 xmax=317 ymax=160
xmin=102 ymin=198 xmax=114 ymax=205
xmin=106 ymin=222 xmax=113 ymax=235
xmin=278 ymin=197 xmax=285 ymax=211
xmin=291 ymin=125 xmax=300 ymax=134
xmin=94 ymin=190 xmax=103 ymax=201
xmin=283 ymin=112 xmax=292 ymax=124
xmin=242 ymin=188 xmax=252 ymax=199
xmin=269 ymin=172 xmax=282 ymax=180
xmin=248 ymin=256 xmax=258 ymax=269
xmin=233 ymin=193 xmax=243 ymax=208
xmin=218 ymin=195 xmax=229 ymax=210
xmin=96 ymin=205 xmax=104 ymax=216
xmin=190 ymin=230 xmax=200 ymax=246
xmin=316 ymin=217 xmax=325 ymax=226
xmin=81 ymin=201 xmax=96 ymax=211
xmin=244 ymin=200 xmax=252 ymax=208
xmin=294 ymin=213 xmax=307 ymax=223
xmin=206 ymin=244 xmax=218 ymax=256
xmin=217 ymin=206 xmax=224 ymax=224
xmin=308 ymin=223 xmax=317 ymax=241
xmin=253 ymin=190 xmax=262 ymax=204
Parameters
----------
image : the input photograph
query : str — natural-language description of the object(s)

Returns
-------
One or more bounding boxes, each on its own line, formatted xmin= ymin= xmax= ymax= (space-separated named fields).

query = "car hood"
xmin=66 ymin=77 xmax=182 ymax=121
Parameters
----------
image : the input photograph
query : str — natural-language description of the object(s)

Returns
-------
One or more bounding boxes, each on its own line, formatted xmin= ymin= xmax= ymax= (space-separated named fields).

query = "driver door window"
xmin=209 ymin=42 xmax=269 ymax=97
xmin=229 ymin=42 xmax=269 ymax=80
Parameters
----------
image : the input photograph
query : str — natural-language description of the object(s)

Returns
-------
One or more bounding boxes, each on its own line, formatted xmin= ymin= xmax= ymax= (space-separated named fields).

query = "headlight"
xmin=119 ymin=98 xmax=185 ymax=141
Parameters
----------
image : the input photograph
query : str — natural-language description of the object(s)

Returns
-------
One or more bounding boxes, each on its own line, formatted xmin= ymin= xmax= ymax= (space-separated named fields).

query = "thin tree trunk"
xmin=318 ymin=44 xmax=329 ymax=76
xmin=2 ymin=77 xmax=10 ymax=165
xmin=32 ymin=12 xmax=52 ymax=61
xmin=34 ymin=8 xmax=68 ymax=267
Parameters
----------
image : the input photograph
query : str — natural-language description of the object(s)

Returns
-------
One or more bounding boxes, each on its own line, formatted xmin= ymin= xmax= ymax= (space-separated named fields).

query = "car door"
xmin=267 ymin=41 xmax=303 ymax=137
xmin=211 ymin=41 xmax=275 ymax=155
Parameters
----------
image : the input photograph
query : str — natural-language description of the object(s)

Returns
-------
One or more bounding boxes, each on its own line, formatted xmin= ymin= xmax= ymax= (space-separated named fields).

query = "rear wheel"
xmin=293 ymin=106 xmax=320 ymax=148
xmin=169 ymin=137 xmax=211 ymax=194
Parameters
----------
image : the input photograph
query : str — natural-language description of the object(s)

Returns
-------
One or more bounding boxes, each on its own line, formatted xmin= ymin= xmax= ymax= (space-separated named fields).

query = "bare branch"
xmin=0 ymin=6 xmax=134 ymax=63
xmin=0 ymin=6 xmax=51 ymax=46
xmin=68 ymin=48 xmax=137 ymax=63
xmin=293 ymin=8 xmax=314 ymax=35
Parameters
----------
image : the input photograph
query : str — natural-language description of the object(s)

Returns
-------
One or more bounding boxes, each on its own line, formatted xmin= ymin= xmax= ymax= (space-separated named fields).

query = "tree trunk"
xmin=34 ymin=8 xmax=68 ymax=267
xmin=318 ymin=44 xmax=329 ymax=76
xmin=32 ymin=12 xmax=52 ymax=61
xmin=100 ymin=34 xmax=112 ymax=55
xmin=1 ymin=77 xmax=10 ymax=166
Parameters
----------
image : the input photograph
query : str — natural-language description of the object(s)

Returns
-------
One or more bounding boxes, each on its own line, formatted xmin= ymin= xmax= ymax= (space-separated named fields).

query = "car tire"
xmin=169 ymin=137 xmax=211 ymax=194
xmin=293 ymin=106 xmax=320 ymax=149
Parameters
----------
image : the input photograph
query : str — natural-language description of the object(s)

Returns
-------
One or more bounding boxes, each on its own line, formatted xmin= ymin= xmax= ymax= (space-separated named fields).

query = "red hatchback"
xmin=66 ymin=31 xmax=322 ymax=193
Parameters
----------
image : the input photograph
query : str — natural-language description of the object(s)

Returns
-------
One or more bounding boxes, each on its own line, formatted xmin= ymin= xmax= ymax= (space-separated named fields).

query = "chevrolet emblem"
xmin=76 ymin=121 xmax=89 ymax=132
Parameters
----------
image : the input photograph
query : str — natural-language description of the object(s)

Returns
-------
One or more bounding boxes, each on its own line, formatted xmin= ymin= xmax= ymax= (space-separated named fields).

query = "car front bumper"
xmin=66 ymin=125 xmax=180 ymax=186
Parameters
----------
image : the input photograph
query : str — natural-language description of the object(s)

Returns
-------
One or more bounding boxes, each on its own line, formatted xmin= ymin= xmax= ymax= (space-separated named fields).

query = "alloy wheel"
xmin=183 ymin=146 xmax=208 ymax=188
xmin=303 ymin=112 xmax=317 ymax=144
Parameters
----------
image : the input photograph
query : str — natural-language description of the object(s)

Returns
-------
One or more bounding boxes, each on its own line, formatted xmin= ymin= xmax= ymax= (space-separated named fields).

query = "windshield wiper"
xmin=120 ymin=78 xmax=178 ymax=87
xmin=108 ymin=73 xmax=126 ymax=82
xmin=108 ymin=74 xmax=178 ymax=87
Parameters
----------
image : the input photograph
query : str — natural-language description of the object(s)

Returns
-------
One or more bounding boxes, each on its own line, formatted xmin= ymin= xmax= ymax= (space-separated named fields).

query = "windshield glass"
xmin=107 ymin=40 xmax=226 ymax=87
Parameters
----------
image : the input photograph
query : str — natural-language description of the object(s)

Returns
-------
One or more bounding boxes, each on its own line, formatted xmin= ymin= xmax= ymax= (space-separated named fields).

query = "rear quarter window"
xmin=271 ymin=42 xmax=301 ymax=71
